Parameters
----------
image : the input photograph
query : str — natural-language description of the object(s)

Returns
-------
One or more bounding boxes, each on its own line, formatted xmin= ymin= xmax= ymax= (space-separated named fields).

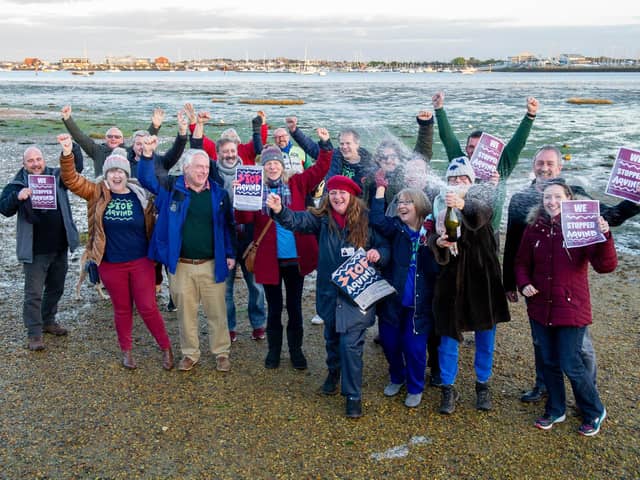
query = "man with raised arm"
xmin=286 ymin=116 xmax=375 ymax=191
xmin=137 ymin=112 xmax=236 ymax=373
xmin=432 ymin=91 xmax=539 ymax=232
xmin=0 ymin=144 xmax=82 ymax=350
xmin=183 ymin=103 xmax=266 ymax=164
xmin=61 ymin=104 xmax=164 ymax=176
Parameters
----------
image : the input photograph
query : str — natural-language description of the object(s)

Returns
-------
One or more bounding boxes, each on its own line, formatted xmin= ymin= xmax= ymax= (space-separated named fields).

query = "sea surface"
xmin=1 ymin=70 xmax=638 ymax=253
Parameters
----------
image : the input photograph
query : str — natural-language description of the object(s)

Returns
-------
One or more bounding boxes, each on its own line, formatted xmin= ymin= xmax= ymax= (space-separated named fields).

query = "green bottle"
xmin=445 ymin=207 xmax=460 ymax=242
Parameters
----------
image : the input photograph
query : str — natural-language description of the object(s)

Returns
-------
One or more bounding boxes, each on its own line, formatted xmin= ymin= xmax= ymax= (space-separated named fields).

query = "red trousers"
xmin=98 ymin=257 xmax=171 ymax=351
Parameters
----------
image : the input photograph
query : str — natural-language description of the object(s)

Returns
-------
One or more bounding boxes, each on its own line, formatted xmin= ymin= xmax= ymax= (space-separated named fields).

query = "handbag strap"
xmin=254 ymin=219 xmax=273 ymax=247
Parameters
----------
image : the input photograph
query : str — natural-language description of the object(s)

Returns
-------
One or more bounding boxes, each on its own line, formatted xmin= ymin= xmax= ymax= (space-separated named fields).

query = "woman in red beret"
xmin=267 ymin=175 xmax=390 ymax=418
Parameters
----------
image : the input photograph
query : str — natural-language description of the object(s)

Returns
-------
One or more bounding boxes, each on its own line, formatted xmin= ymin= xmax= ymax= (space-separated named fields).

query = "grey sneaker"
xmin=383 ymin=382 xmax=404 ymax=397
xmin=310 ymin=314 xmax=324 ymax=325
xmin=404 ymin=393 xmax=423 ymax=408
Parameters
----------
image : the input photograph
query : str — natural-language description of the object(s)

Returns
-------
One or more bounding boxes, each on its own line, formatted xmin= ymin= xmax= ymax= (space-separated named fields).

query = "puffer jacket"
xmin=514 ymin=211 xmax=617 ymax=327
xmin=59 ymin=152 xmax=156 ymax=265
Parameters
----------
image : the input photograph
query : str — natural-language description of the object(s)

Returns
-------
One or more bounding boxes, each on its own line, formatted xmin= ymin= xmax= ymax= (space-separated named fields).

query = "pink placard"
xmin=561 ymin=200 xmax=606 ymax=248
xmin=28 ymin=175 xmax=57 ymax=210
xmin=469 ymin=132 xmax=505 ymax=181
xmin=605 ymin=147 xmax=640 ymax=203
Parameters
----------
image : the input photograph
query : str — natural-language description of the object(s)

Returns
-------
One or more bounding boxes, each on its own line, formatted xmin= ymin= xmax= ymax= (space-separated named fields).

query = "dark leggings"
xmin=263 ymin=264 xmax=304 ymax=352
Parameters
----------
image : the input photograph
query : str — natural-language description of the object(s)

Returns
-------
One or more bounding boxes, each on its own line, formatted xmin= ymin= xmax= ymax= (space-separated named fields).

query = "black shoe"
xmin=345 ymin=397 xmax=362 ymax=418
xmin=373 ymin=334 xmax=381 ymax=345
xmin=439 ymin=385 xmax=459 ymax=415
xmin=321 ymin=370 xmax=340 ymax=395
xmin=520 ymin=385 xmax=547 ymax=403
xmin=264 ymin=350 xmax=280 ymax=369
xmin=429 ymin=372 xmax=443 ymax=387
xmin=475 ymin=381 xmax=492 ymax=411
xmin=290 ymin=350 xmax=308 ymax=370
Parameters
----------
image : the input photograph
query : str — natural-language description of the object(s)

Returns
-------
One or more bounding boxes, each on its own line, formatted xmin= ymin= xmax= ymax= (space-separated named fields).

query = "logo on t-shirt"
xmin=104 ymin=197 xmax=134 ymax=222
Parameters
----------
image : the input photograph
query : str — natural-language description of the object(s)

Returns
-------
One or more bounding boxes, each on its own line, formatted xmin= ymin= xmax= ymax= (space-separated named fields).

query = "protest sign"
xmin=233 ymin=165 xmax=263 ymax=211
xmin=605 ymin=147 xmax=640 ymax=203
xmin=28 ymin=174 xmax=57 ymax=210
xmin=331 ymin=248 xmax=396 ymax=311
xmin=561 ymin=200 xmax=606 ymax=248
xmin=469 ymin=133 xmax=505 ymax=181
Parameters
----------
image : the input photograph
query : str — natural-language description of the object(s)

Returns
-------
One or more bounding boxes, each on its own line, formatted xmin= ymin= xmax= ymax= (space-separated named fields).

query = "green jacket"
xmin=435 ymin=108 xmax=535 ymax=231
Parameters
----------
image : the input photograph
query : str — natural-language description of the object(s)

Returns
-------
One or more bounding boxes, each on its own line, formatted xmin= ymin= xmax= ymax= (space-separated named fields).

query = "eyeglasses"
xmin=397 ymin=200 xmax=413 ymax=205
xmin=106 ymin=134 xmax=123 ymax=139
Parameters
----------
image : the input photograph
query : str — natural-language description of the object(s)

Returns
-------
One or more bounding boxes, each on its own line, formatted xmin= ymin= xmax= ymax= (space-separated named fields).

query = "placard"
xmin=469 ymin=132 xmax=505 ymax=181
xmin=561 ymin=200 xmax=606 ymax=248
xmin=28 ymin=174 xmax=57 ymax=210
xmin=233 ymin=165 xmax=263 ymax=211
xmin=331 ymin=248 xmax=396 ymax=311
xmin=605 ymin=147 xmax=640 ymax=203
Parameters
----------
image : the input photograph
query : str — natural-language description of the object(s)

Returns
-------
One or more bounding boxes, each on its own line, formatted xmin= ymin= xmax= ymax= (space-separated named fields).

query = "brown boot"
xmin=162 ymin=348 xmax=174 ymax=370
xmin=122 ymin=351 xmax=137 ymax=369
xmin=28 ymin=336 xmax=45 ymax=351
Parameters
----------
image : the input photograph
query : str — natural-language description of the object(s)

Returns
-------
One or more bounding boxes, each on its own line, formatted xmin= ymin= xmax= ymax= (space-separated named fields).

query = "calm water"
xmin=1 ymin=70 xmax=638 ymax=253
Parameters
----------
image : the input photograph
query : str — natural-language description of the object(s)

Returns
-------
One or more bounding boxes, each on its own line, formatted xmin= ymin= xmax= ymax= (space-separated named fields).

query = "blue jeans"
xmin=23 ymin=250 xmax=68 ymax=337
xmin=379 ymin=307 xmax=428 ymax=394
xmin=225 ymin=259 xmax=265 ymax=332
xmin=439 ymin=326 xmax=496 ymax=386
xmin=530 ymin=319 xmax=598 ymax=387
xmin=531 ymin=321 xmax=604 ymax=422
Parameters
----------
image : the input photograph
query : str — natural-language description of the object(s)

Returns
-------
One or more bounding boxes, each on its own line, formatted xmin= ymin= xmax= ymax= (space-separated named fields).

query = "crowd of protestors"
xmin=2 ymin=93 xmax=639 ymax=436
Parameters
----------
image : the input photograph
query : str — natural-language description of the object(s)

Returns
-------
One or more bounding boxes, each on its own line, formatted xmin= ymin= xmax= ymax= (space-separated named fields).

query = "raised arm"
xmin=414 ymin=110 xmax=434 ymax=161
xmin=432 ymin=92 xmax=464 ymax=161
xmin=137 ymin=135 xmax=162 ymax=195
xmin=157 ymin=110 xmax=188 ymax=172
xmin=61 ymin=105 xmax=102 ymax=161
xmin=295 ymin=128 xmax=333 ymax=194
xmin=498 ymin=96 xmax=538 ymax=178
xmin=288 ymin=116 xmax=320 ymax=160
xmin=56 ymin=133 xmax=98 ymax=201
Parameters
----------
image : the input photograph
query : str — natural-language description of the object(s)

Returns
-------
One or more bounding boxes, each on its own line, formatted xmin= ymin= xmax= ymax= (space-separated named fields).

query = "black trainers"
xmin=290 ymin=350 xmax=308 ymax=370
xmin=345 ymin=397 xmax=362 ymax=418
xmin=476 ymin=381 xmax=492 ymax=411
xmin=439 ymin=385 xmax=459 ymax=414
xmin=520 ymin=385 xmax=547 ymax=403
xmin=321 ymin=370 xmax=340 ymax=395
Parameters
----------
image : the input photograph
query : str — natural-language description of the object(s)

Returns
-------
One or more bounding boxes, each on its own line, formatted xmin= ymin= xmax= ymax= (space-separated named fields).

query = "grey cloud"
xmin=1 ymin=10 xmax=639 ymax=62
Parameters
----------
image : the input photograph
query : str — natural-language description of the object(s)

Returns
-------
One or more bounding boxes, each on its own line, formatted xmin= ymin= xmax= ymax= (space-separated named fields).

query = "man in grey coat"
xmin=0 ymin=145 xmax=81 ymax=350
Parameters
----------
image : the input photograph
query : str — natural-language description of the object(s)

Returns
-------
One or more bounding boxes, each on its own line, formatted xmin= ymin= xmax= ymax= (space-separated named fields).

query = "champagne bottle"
xmin=444 ymin=206 xmax=460 ymax=242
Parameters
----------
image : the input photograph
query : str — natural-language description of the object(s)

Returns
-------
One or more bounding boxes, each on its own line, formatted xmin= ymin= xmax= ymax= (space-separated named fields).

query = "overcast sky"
xmin=3 ymin=0 xmax=639 ymax=62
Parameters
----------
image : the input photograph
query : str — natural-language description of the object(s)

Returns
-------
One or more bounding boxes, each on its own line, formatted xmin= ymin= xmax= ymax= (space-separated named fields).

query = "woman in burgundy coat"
xmin=235 ymin=131 xmax=332 ymax=370
xmin=515 ymin=179 xmax=617 ymax=437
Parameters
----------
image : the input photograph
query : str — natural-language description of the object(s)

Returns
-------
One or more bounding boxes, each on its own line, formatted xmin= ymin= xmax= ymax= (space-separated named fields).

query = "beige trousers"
xmin=170 ymin=260 xmax=230 ymax=362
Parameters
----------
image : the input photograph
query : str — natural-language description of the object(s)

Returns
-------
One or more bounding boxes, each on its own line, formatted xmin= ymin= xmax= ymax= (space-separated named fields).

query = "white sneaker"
xmin=311 ymin=314 xmax=324 ymax=325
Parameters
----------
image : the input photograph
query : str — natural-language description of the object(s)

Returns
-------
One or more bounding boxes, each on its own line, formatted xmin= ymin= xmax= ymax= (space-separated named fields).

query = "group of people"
xmin=2 ymin=92 xmax=639 ymax=436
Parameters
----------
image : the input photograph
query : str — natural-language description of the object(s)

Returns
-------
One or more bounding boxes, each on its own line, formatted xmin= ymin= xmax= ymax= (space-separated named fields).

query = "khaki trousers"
xmin=170 ymin=260 xmax=230 ymax=362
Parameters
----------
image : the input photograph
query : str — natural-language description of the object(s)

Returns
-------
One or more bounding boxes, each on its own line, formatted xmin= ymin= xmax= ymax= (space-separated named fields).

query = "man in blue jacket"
xmin=0 ymin=144 xmax=82 ymax=350
xmin=137 ymin=120 xmax=236 ymax=373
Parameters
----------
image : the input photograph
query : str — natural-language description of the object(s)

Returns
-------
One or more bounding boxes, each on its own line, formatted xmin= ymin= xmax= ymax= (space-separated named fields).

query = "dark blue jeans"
xmin=530 ymin=318 xmax=598 ymax=388
xmin=23 ymin=250 xmax=68 ymax=337
xmin=531 ymin=321 xmax=604 ymax=422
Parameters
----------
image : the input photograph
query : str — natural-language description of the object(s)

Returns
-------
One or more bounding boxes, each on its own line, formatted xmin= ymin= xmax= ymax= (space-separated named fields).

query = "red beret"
xmin=325 ymin=175 xmax=362 ymax=196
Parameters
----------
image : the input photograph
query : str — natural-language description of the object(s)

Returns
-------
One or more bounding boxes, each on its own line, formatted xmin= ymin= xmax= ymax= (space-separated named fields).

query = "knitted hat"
xmin=103 ymin=148 xmax=131 ymax=177
xmin=326 ymin=175 xmax=362 ymax=196
xmin=446 ymin=156 xmax=476 ymax=184
xmin=261 ymin=146 xmax=285 ymax=168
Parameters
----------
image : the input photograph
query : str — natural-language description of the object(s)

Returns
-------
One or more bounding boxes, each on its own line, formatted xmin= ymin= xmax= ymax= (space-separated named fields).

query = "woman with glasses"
xmin=369 ymin=180 xmax=440 ymax=409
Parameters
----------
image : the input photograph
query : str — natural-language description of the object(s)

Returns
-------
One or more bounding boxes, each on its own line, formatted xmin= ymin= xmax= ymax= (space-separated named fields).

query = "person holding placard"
xmin=515 ymin=179 xmax=616 ymax=436
xmin=0 ymin=144 xmax=83 ymax=351
xmin=235 ymin=132 xmax=333 ymax=371
xmin=431 ymin=91 xmax=538 ymax=232
xmin=267 ymin=175 xmax=390 ymax=418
